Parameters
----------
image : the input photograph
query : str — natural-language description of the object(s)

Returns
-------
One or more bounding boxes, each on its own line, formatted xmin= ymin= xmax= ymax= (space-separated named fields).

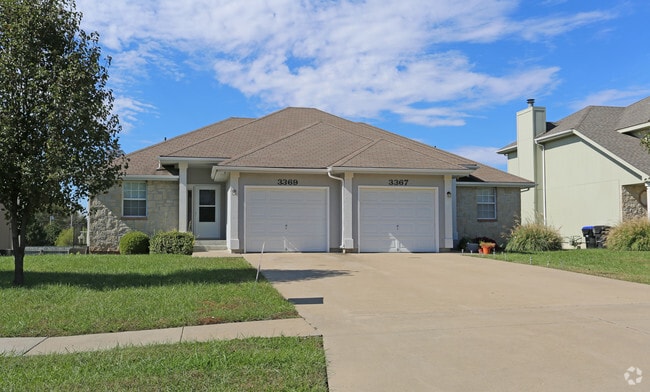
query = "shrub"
xmin=150 ymin=231 xmax=195 ymax=255
xmin=605 ymin=219 xmax=650 ymax=251
xmin=119 ymin=231 xmax=150 ymax=255
xmin=505 ymin=222 xmax=562 ymax=252
xmin=54 ymin=227 xmax=74 ymax=246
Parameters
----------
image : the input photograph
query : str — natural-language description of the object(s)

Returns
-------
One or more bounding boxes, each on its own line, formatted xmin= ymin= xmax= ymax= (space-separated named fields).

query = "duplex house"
xmin=498 ymin=97 xmax=650 ymax=240
xmin=89 ymin=107 xmax=532 ymax=253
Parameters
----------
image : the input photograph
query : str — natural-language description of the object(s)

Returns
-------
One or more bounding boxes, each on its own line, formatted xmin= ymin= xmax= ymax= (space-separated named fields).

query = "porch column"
xmin=444 ymin=175 xmax=454 ymax=249
xmin=178 ymin=161 xmax=188 ymax=232
xmin=227 ymin=172 xmax=240 ymax=251
xmin=342 ymin=172 xmax=354 ymax=250
xmin=646 ymin=181 xmax=650 ymax=220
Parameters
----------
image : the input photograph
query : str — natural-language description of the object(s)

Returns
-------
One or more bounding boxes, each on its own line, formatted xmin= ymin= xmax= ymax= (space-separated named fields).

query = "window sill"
xmin=477 ymin=219 xmax=497 ymax=222
xmin=121 ymin=216 xmax=147 ymax=221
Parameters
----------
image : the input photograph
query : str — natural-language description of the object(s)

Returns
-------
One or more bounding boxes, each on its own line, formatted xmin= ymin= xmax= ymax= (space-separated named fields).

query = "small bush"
xmin=119 ymin=231 xmax=150 ymax=255
xmin=54 ymin=228 xmax=74 ymax=246
xmin=505 ymin=222 xmax=562 ymax=252
xmin=605 ymin=219 xmax=650 ymax=251
xmin=150 ymin=231 xmax=195 ymax=255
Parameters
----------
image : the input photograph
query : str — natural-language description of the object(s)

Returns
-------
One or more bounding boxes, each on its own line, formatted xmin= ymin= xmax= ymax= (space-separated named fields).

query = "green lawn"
xmin=473 ymin=249 xmax=650 ymax=284
xmin=0 ymin=336 xmax=328 ymax=391
xmin=0 ymin=254 xmax=298 ymax=337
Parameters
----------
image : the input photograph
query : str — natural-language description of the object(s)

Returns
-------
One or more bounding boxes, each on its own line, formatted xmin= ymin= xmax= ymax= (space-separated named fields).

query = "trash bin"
xmin=582 ymin=225 xmax=610 ymax=248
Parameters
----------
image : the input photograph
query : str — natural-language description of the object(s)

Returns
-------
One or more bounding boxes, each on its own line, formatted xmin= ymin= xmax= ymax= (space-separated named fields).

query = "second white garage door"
xmin=244 ymin=186 xmax=329 ymax=252
xmin=359 ymin=187 xmax=438 ymax=252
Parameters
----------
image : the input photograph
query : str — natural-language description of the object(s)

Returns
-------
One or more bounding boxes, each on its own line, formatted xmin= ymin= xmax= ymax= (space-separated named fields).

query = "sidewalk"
xmin=0 ymin=318 xmax=319 ymax=356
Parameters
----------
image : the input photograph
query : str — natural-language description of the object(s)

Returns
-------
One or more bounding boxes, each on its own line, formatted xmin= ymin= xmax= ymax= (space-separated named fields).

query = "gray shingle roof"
xmin=125 ymin=107 xmax=529 ymax=184
xmin=499 ymin=97 xmax=650 ymax=177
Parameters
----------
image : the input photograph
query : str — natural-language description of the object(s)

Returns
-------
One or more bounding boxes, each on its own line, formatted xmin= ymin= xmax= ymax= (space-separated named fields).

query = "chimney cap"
xmin=527 ymin=98 xmax=535 ymax=107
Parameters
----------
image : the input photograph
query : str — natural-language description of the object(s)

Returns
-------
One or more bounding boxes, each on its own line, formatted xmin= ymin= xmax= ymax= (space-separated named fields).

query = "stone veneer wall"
xmin=89 ymin=181 xmax=179 ymax=253
xmin=622 ymin=184 xmax=647 ymax=221
xmin=456 ymin=187 xmax=521 ymax=246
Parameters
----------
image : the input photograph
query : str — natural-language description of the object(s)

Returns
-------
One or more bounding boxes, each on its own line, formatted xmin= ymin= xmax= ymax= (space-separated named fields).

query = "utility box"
xmin=581 ymin=225 xmax=610 ymax=248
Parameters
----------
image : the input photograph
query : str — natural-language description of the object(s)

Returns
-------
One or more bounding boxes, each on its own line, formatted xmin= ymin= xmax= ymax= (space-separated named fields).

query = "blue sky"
xmin=76 ymin=0 xmax=650 ymax=170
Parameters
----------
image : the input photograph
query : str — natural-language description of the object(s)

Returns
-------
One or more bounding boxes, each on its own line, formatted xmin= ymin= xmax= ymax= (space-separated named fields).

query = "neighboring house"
xmin=0 ymin=206 xmax=11 ymax=253
xmin=89 ymin=107 xmax=532 ymax=253
xmin=498 ymin=97 xmax=650 ymax=241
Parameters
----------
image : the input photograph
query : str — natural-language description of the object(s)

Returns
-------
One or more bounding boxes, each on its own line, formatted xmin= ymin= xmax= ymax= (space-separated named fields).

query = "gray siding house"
xmin=90 ymin=108 xmax=532 ymax=253
xmin=498 ymin=97 xmax=650 ymax=241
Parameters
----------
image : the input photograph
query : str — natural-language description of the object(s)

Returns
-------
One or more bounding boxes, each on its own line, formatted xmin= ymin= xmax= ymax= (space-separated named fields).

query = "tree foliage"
xmin=0 ymin=0 xmax=126 ymax=284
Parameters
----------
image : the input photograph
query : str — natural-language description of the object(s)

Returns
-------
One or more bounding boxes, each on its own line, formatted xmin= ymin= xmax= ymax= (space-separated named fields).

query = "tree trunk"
xmin=9 ymin=206 xmax=27 ymax=286
xmin=13 ymin=248 xmax=24 ymax=286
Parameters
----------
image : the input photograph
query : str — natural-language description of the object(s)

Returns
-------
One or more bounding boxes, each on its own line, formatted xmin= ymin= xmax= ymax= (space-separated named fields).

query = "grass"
xmin=0 ymin=254 xmax=298 ymax=337
xmin=472 ymin=249 xmax=650 ymax=284
xmin=0 ymin=336 xmax=328 ymax=391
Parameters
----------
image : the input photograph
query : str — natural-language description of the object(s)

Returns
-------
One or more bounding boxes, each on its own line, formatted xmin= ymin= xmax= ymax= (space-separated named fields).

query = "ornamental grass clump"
xmin=605 ymin=219 xmax=650 ymax=251
xmin=505 ymin=222 xmax=563 ymax=252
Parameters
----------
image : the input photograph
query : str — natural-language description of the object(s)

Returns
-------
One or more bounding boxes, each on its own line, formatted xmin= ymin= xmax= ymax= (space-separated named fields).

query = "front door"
xmin=194 ymin=185 xmax=220 ymax=239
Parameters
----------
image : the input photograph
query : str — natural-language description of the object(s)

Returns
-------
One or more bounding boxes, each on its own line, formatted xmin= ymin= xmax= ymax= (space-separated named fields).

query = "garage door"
xmin=359 ymin=187 xmax=438 ymax=252
xmin=245 ymin=186 xmax=329 ymax=252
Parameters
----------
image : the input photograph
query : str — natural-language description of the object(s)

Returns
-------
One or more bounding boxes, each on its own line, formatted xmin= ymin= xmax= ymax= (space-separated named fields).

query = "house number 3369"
xmin=277 ymin=179 xmax=299 ymax=185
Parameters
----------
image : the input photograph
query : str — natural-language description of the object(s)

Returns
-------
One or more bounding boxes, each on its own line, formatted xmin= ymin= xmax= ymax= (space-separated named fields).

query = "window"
xmin=123 ymin=182 xmax=147 ymax=217
xmin=477 ymin=188 xmax=496 ymax=220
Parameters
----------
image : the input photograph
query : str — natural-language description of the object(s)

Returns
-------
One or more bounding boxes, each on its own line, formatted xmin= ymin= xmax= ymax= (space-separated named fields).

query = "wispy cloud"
xmin=449 ymin=146 xmax=508 ymax=168
xmin=112 ymin=97 xmax=157 ymax=133
xmin=77 ymin=0 xmax=616 ymax=128
xmin=570 ymin=88 xmax=650 ymax=110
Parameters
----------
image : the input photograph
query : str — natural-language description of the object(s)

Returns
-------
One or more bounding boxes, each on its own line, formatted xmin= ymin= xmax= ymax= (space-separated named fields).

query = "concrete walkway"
xmin=250 ymin=252 xmax=650 ymax=392
xmin=0 ymin=318 xmax=319 ymax=356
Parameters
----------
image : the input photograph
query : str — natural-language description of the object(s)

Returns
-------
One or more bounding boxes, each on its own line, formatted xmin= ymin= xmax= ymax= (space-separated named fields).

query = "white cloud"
xmin=76 ymin=0 xmax=615 ymax=127
xmin=570 ymin=88 xmax=650 ymax=110
xmin=112 ymin=97 xmax=157 ymax=133
xmin=449 ymin=146 xmax=508 ymax=168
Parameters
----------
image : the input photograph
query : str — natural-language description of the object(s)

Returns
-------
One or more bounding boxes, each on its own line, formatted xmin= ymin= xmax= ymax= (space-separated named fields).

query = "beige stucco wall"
xmin=236 ymin=173 xmax=341 ymax=251
xmin=89 ymin=180 xmax=179 ymax=252
xmin=536 ymin=136 xmax=643 ymax=240
xmin=456 ymin=186 xmax=521 ymax=246
xmin=234 ymin=172 xmax=451 ymax=252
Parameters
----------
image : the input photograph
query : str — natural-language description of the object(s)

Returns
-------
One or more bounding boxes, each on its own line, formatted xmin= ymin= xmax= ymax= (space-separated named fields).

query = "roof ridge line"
xmin=219 ymin=121 xmax=324 ymax=165
xmin=330 ymin=139 xmax=381 ymax=167
xmin=161 ymin=108 xmax=303 ymax=157
xmin=128 ymin=117 xmax=252 ymax=157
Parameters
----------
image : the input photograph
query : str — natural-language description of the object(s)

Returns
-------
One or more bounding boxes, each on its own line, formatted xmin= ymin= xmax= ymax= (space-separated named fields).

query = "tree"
xmin=0 ymin=0 xmax=126 ymax=285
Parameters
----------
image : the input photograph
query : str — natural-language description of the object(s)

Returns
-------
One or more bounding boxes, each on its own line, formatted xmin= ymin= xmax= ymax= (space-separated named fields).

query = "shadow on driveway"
xmin=261 ymin=268 xmax=352 ymax=283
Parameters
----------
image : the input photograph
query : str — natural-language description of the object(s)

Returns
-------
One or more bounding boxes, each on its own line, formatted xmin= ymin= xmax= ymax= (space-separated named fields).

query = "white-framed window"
xmin=123 ymin=182 xmax=147 ymax=217
xmin=477 ymin=188 xmax=496 ymax=220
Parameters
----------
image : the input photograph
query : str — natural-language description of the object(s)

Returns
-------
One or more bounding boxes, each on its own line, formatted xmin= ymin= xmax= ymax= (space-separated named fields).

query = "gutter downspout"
xmin=535 ymin=140 xmax=547 ymax=225
xmin=327 ymin=169 xmax=346 ymax=252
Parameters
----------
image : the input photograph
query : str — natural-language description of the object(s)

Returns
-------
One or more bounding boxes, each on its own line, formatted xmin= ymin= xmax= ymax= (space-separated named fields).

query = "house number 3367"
xmin=388 ymin=179 xmax=409 ymax=186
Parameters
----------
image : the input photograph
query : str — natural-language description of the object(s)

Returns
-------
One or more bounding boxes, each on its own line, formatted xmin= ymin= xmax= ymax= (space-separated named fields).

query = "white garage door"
xmin=359 ymin=187 xmax=438 ymax=252
xmin=245 ymin=186 xmax=329 ymax=252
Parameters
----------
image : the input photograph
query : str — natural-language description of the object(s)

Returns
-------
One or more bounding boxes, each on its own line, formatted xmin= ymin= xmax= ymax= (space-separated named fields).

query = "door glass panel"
xmin=199 ymin=189 xmax=216 ymax=205
xmin=199 ymin=206 xmax=216 ymax=222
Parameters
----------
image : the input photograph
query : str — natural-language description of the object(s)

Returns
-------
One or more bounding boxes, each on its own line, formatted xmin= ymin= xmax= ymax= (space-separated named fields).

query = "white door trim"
xmin=357 ymin=186 xmax=439 ymax=253
xmin=193 ymin=184 xmax=221 ymax=239
xmin=244 ymin=186 xmax=330 ymax=253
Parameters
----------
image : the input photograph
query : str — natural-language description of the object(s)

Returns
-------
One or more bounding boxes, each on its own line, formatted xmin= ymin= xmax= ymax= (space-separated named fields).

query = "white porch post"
xmin=646 ymin=181 xmax=650 ymax=220
xmin=342 ymin=172 xmax=354 ymax=250
xmin=444 ymin=175 xmax=454 ymax=249
xmin=178 ymin=162 xmax=188 ymax=232
xmin=227 ymin=172 xmax=240 ymax=251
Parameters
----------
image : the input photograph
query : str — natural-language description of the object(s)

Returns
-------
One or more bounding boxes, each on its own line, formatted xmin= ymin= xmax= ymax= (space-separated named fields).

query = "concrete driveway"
xmin=246 ymin=252 xmax=650 ymax=392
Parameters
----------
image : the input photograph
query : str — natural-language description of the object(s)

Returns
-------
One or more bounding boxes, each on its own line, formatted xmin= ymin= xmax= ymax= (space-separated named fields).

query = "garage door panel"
xmin=245 ymin=187 xmax=328 ymax=253
xmin=359 ymin=187 xmax=437 ymax=253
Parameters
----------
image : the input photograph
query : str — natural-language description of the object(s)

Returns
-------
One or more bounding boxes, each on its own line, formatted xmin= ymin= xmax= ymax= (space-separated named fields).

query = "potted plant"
xmin=479 ymin=241 xmax=496 ymax=254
